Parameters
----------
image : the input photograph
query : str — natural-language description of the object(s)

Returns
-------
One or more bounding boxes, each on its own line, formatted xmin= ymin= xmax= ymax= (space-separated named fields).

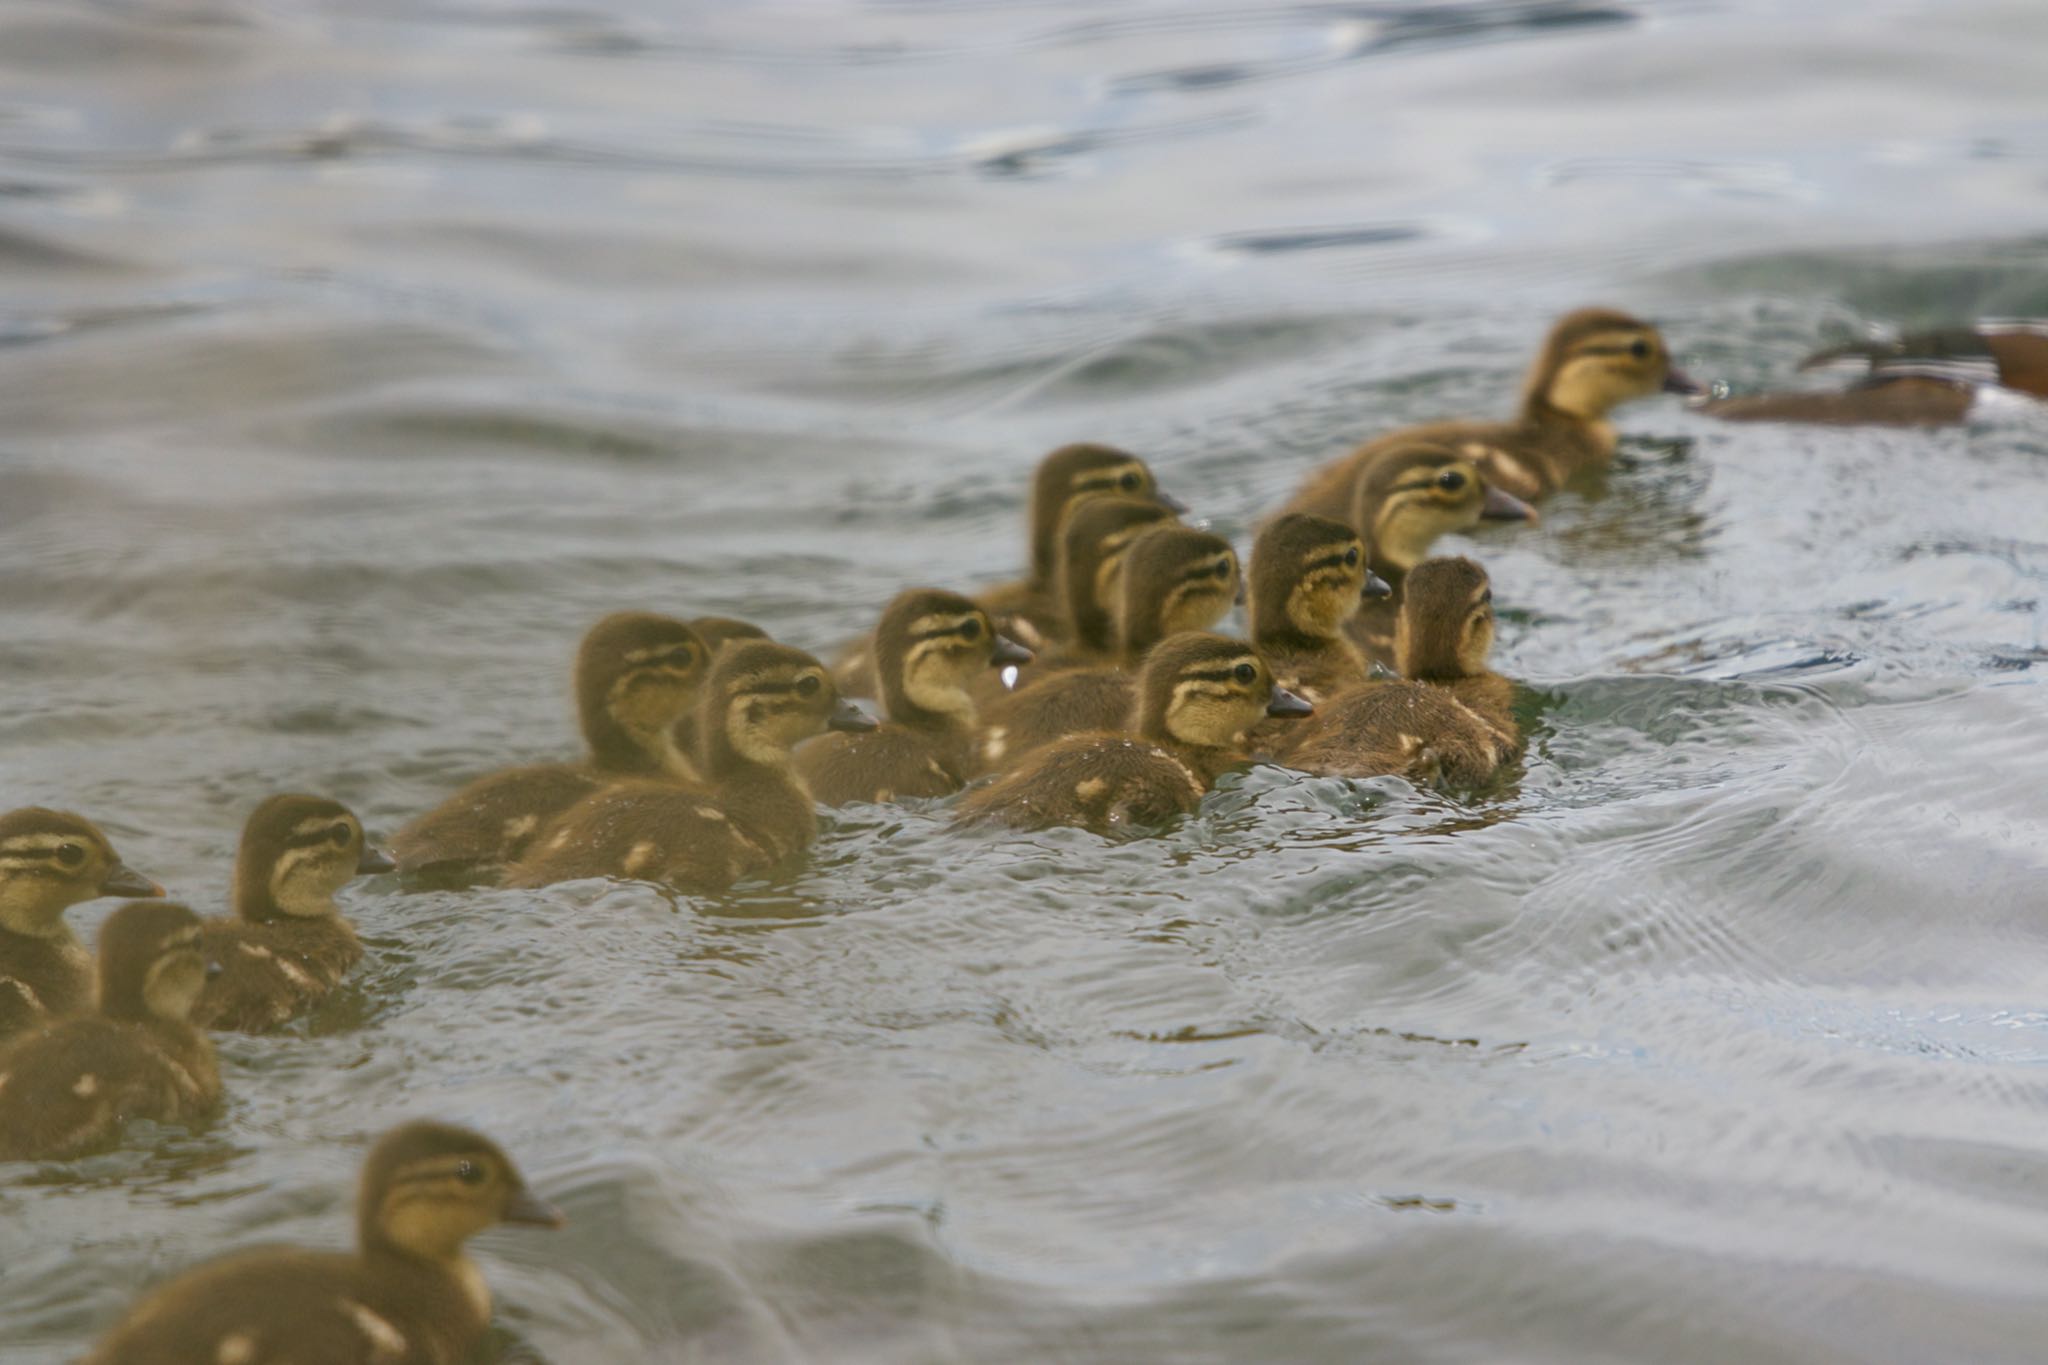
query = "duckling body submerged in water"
xmin=86 ymin=1120 xmax=562 ymax=1365
xmin=955 ymin=633 xmax=1311 ymax=836
xmin=1284 ymin=309 xmax=1697 ymax=506
xmin=0 ymin=900 xmax=219 ymax=1161
xmin=798 ymin=589 xmax=1029 ymax=806
xmin=505 ymin=640 xmax=875 ymax=891
xmin=0 ymin=808 xmax=162 ymax=1043
xmin=191 ymin=795 xmax=395 ymax=1033
xmin=393 ymin=612 xmax=709 ymax=885
xmin=1279 ymin=557 xmax=1521 ymax=788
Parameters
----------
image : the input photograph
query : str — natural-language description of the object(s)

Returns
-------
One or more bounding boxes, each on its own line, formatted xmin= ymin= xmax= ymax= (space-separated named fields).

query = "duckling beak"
xmin=357 ymin=844 xmax=398 ymax=876
xmin=501 ymin=1188 xmax=567 ymax=1229
xmin=99 ymin=864 xmax=165 ymax=899
xmin=1362 ymin=570 xmax=1393 ymax=600
xmin=1233 ymin=577 xmax=1247 ymax=607
xmin=829 ymin=699 xmax=880 ymax=733
xmin=989 ymin=635 xmax=1034 ymax=667
xmin=1662 ymin=365 xmax=1704 ymax=396
xmin=1265 ymin=684 xmax=1314 ymax=719
xmin=1479 ymin=486 xmax=1538 ymax=523
xmin=1155 ymin=489 xmax=1190 ymax=515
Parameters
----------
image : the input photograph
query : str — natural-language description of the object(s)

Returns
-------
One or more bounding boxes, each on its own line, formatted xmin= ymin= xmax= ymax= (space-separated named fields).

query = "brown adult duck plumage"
xmin=191 ymin=795 xmax=394 ymax=1033
xmin=954 ymin=632 xmax=1311 ymax=836
xmin=1284 ymin=309 xmax=1698 ymax=506
xmin=0 ymin=900 xmax=219 ymax=1162
xmin=1279 ymin=557 xmax=1521 ymax=788
xmin=0 ymin=808 xmax=162 ymax=1043
xmin=1699 ymin=322 xmax=2048 ymax=426
xmin=393 ymin=612 xmax=709 ymax=885
xmin=796 ymin=589 xmax=1030 ymax=806
xmin=505 ymin=640 xmax=876 ymax=892
xmin=86 ymin=1120 xmax=562 ymax=1365
xmin=977 ymin=524 xmax=1241 ymax=773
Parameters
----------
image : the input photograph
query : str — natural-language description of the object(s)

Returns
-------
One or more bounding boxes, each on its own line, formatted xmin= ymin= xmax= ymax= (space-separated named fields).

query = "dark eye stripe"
xmin=1304 ymin=552 xmax=1354 ymax=573
xmin=1186 ymin=666 xmax=1257 ymax=683
xmin=1575 ymin=343 xmax=1645 ymax=357
xmin=1390 ymin=475 xmax=1455 ymax=494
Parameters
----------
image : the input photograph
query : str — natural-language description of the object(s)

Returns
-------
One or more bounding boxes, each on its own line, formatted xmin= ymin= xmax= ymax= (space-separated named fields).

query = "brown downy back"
xmin=1394 ymin=557 xmax=1497 ymax=682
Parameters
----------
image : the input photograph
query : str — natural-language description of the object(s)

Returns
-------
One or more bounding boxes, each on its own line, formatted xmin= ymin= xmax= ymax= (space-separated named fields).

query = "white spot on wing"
xmin=72 ymin=1073 xmax=97 ymax=1098
xmin=341 ymin=1299 xmax=408 ymax=1359
xmin=216 ymin=1332 xmax=258 ymax=1365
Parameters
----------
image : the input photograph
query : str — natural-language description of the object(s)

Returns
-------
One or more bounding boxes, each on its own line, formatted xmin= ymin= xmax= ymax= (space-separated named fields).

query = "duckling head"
xmin=0 ymin=807 xmax=162 ymax=939
xmin=701 ymin=640 xmax=876 ymax=773
xmin=1137 ymin=632 xmax=1312 ymax=751
xmin=1524 ymin=308 xmax=1699 ymax=420
xmin=235 ymin=794 xmax=394 ymax=923
xmin=1117 ymin=526 xmax=1241 ymax=658
xmin=875 ymin=588 xmax=1031 ymax=725
xmin=1395 ymin=557 xmax=1497 ymax=681
xmin=1351 ymin=443 xmax=1534 ymax=575
xmin=97 ymin=899 xmax=210 ymax=1024
xmin=576 ymin=612 xmax=710 ymax=779
xmin=359 ymin=1120 xmax=563 ymax=1264
xmin=1027 ymin=443 xmax=1183 ymax=584
xmin=1054 ymin=495 xmax=1180 ymax=653
xmin=1249 ymin=514 xmax=1387 ymax=645
xmin=688 ymin=616 xmax=770 ymax=658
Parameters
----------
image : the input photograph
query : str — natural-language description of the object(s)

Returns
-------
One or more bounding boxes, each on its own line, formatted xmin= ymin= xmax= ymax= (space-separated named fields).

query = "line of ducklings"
xmin=6 ymin=305 xmax=1699 ymax=1362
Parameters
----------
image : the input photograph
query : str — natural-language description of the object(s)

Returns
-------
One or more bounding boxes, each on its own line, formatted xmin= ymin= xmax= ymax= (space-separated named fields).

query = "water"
xmin=4 ymin=0 xmax=2047 ymax=1360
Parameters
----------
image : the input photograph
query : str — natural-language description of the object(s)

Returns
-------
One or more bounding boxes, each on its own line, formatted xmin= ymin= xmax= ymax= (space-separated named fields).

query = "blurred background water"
xmin=3 ymin=0 xmax=2047 ymax=1360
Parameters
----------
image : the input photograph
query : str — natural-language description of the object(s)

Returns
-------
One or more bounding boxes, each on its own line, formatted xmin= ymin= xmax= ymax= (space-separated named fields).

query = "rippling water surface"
xmin=4 ymin=1 xmax=2048 ymax=1360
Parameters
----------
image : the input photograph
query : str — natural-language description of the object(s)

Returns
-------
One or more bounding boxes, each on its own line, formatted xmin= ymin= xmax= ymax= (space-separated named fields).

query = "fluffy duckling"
xmin=393 ymin=612 xmax=710 ymax=885
xmin=1249 ymin=514 xmax=1392 ymax=705
xmin=1700 ymin=322 xmax=2048 ymax=425
xmin=977 ymin=525 xmax=1241 ymax=773
xmin=505 ymin=640 xmax=876 ymax=892
xmin=832 ymin=443 xmax=1185 ymax=697
xmin=86 ymin=1119 xmax=563 ymax=1365
xmin=796 ymin=589 xmax=1030 ymax=806
xmin=0 ymin=808 xmax=162 ymax=1042
xmin=677 ymin=615 xmax=772 ymax=757
xmin=1047 ymin=495 xmax=1184 ymax=665
xmin=191 ymin=796 xmax=395 ymax=1033
xmin=1279 ymin=557 xmax=1521 ymax=788
xmin=954 ymin=632 xmax=1311 ymax=836
xmin=0 ymin=900 xmax=219 ymax=1162
xmin=1284 ymin=309 xmax=1699 ymax=506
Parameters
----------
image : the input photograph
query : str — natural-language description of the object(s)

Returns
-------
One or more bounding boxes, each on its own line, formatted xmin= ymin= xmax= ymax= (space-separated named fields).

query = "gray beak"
xmin=989 ymin=635 xmax=1034 ymax=667
xmin=1480 ymin=486 xmax=1538 ymax=523
xmin=501 ymin=1188 xmax=567 ymax=1229
xmin=1663 ymin=365 xmax=1704 ymax=396
xmin=1362 ymin=570 xmax=1393 ymax=600
xmin=1155 ymin=489 xmax=1189 ymax=515
xmin=830 ymin=699 xmax=880 ymax=733
xmin=357 ymin=844 xmax=398 ymax=876
xmin=99 ymin=863 xmax=166 ymax=899
xmin=1265 ymin=684 xmax=1314 ymax=719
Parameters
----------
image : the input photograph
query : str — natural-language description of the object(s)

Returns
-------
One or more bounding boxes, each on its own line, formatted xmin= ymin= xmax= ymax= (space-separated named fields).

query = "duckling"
xmin=505 ymin=640 xmax=877 ymax=891
xmin=1045 ymin=495 xmax=1184 ymax=666
xmin=1278 ymin=557 xmax=1521 ymax=788
xmin=977 ymin=525 xmax=1241 ymax=772
xmin=831 ymin=443 xmax=1185 ymax=697
xmin=677 ymin=616 xmax=772 ymax=758
xmin=0 ymin=808 xmax=162 ymax=1043
xmin=1338 ymin=441 xmax=1535 ymax=665
xmin=190 ymin=795 xmax=395 ymax=1033
xmin=85 ymin=1119 xmax=563 ymax=1365
xmin=1700 ymin=322 xmax=2048 ymax=425
xmin=1248 ymin=514 xmax=1391 ymax=705
xmin=796 ymin=590 xmax=1030 ymax=807
xmin=393 ymin=612 xmax=710 ymax=885
xmin=1284 ymin=309 xmax=1699 ymax=507
xmin=0 ymin=900 xmax=219 ymax=1161
xmin=954 ymin=632 xmax=1311 ymax=836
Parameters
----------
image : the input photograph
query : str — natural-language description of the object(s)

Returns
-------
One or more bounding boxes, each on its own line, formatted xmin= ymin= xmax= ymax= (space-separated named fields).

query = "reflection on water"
xmin=3 ymin=0 xmax=2047 ymax=1361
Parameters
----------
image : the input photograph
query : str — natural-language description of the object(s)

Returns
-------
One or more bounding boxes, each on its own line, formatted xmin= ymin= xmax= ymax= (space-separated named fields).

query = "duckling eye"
xmin=55 ymin=842 xmax=85 ymax=869
xmin=1343 ymin=547 xmax=1359 ymax=567
xmin=1436 ymin=470 xmax=1467 ymax=492
xmin=1629 ymin=338 xmax=1650 ymax=360
xmin=455 ymin=1160 xmax=485 ymax=1185
xmin=795 ymin=675 xmax=822 ymax=699
xmin=959 ymin=619 xmax=982 ymax=642
xmin=328 ymin=823 xmax=351 ymax=848
xmin=1118 ymin=470 xmax=1142 ymax=491
xmin=1232 ymin=663 xmax=1256 ymax=684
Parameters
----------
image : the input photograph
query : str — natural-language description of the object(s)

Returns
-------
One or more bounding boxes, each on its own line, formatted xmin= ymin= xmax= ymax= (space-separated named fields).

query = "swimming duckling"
xmin=505 ymin=640 xmax=876 ymax=892
xmin=191 ymin=795 xmax=395 ymax=1033
xmin=0 ymin=808 xmax=162 ymax=1043
xmin=796 ymin=589 xmax=1030 ymax=806
xmin=977 ymin=525 xmax=1241 ymax=772
xmin=677 ymin=616 xmax=772 ymax=757
xmin=1285 ymin=309 xmax=1699 ymax=507
xmin=1046 ymin=495 xmax=1184 ymax=665
xmin=954 ymin=632 xmax=1311 ymax=836
xmin=1337 ymin=441 xmax=1534 ymax=664
xmin=393 ymin=612 xmax=710 ymax=885
xmin=1700 ymin=322 xmax=2048 ymax=425
xmin=1278 ymin=557 xmax=1520 ymax=788
xmin=85 ymin=1119 xmax=563 ymax=1365
xmin=0 ymin=900 xmax=219 ymax=1162
xmin=1249 ymin=514 xmax=1391 ymax=705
